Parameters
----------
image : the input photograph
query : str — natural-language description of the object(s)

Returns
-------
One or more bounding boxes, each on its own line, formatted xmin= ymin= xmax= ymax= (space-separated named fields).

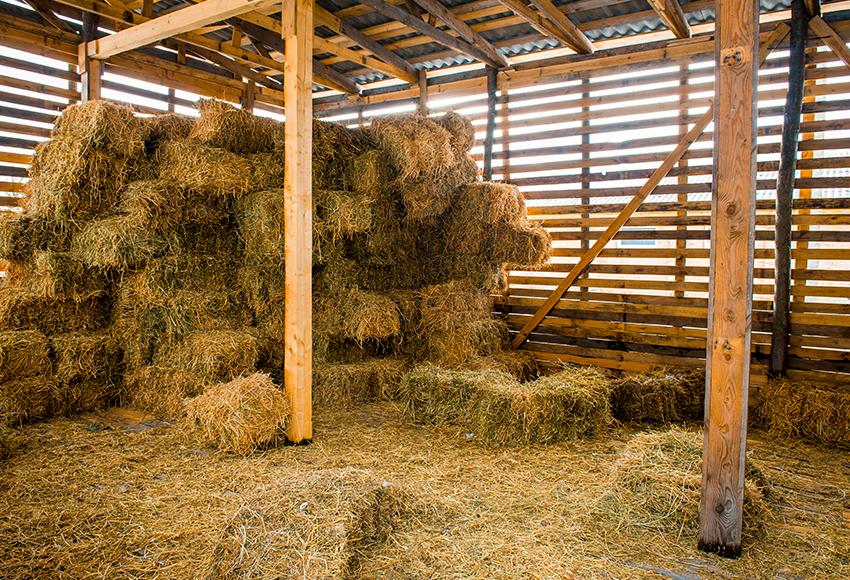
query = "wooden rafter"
xmin=85 ymin=0 xmax=276 ymax=60
xmin=528 ymin=0 xmax=594 ymax=53
xmin=645 ymin=0 xmax=692 ymax=39
xmin=409 ymin=0 xmax=510 ymax=68
xmin=24 ymin=0 xmax=75 ymax=33
xmin=497 ymin=0 xmax=592 ymax=54
xmin=809 ymin=15 xmax=850 ymax=70
xmin=313 ymin=35 xmax=417 ymax=83
xmin=356 ymin=0 xmax=507 ymax=66
xmin=509 ymin=23 xmax=790 ymax=350
xmin=169 ymin=39 xmax=282 ymax=90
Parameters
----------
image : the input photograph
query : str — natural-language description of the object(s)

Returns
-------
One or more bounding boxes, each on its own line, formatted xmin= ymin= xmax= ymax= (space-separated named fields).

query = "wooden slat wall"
xmin=3 ymin=19 xmax=849 ymax=387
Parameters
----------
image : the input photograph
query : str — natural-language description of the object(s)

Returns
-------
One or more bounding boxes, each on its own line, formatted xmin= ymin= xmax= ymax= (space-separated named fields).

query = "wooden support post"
xmin=483 ymin=66 xmax=498 ymax=181
xmin=167 ymin=88 xmax=175 ymax=112
xmin=283 ymin=0 xmax=313 ymax=444
xmin=698 ymin=0 xmax=759 ymax=558
xmin=417 ymin=70 xmax=428 ymax=116
xmin=79 ymin=12 xmax=102 ymax=102
xmin=675 ymin=62 xmax=690 ymax=299
xmin=241 ymin=80 xmax=256 ymax=111
xmin=500 ymin=75 xmax=511 ymax=182
xmin=770 ymin=0 xmax=807 ymax=378
xmin=793 ymin=48 xmax=818 ymax=306
xmin=579 ymin=75 xmax=589 ymax=295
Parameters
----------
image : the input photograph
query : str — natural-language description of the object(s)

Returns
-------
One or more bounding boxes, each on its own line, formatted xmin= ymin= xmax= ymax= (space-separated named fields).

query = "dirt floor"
xmin=1 ymin=402 xmax=848 ymax=579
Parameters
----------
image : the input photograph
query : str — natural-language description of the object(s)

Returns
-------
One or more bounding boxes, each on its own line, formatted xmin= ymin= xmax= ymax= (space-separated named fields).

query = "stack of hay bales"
xmin=754 ymin=379 xmax=850 ymax=446
xmin=0 ymin=99 xmax=552 ymax=444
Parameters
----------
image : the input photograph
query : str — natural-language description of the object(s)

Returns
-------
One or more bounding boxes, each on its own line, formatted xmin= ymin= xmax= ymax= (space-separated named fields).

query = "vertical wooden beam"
xmin=675 ymin=62 xmax=689 ymax=300
xmin=793 ymin=48 xmax=818 ymax=306
xmin=167 ymin=88 xmax=175 ymax=112
xmin=698 ymin=0 xmax=759 ymax=558
xmin=79 ymin=12 xmax=102 ymax=102
xmin=283 ymin=0 xmax=313 ymax=444
xmin=770 ymin=0 xmax=807 ymax=377
xmin=417 ymin=70 xmax=428 ymax=116
xmin=241 ymin=79 xmax=256 ymax=111
xmin=579 ymin=75 xmax=589 ymax=295
xmin=500 ymin=75 xmax=511 ymax=182
xmin=483 ymin=66 xmax=498 ymax=181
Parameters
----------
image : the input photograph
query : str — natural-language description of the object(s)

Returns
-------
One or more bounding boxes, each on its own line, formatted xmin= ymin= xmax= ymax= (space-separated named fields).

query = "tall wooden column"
xmin=78 ymin=13 xmax=102 ymax=102
xmin=482 ymin=66 xmax=498 ymax=181
xmin=699 ymin=0 xmax=759 ymax=558
xmin=283 ymin=0 xmax=313 ymax=443
xmin=770 ymin=0 xmax=807 ymax=376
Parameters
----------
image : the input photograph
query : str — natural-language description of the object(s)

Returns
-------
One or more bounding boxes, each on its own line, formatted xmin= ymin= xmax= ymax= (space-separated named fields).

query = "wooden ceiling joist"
xmin=645 ymin=0 xmax=692 ymax=39
xmin=170 ymin=39 xmax=282 ymax=90
xmin=357 ymin=0 xmax=508 ymax=66
xmin=497 ymin=0 xmax=593 ymax=54
xmin=86 ymin=0 xmax=275 ymax=60
xmin=23 ymin=0 xmax=75 ymax=34
xmin=527 ymin=0 xmax=594 ymax=53
xmin=408 ymin=0 xmax=511 ymax=68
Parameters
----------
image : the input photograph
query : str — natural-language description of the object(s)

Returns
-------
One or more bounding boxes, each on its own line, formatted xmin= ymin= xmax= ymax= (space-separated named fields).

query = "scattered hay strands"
xmin=185 ymin=373 xmax=289 ymax=455
xmin=0 ymin=330 xmax=52 ymax=381
xmin=0 ymin=424 xmax=20 ymax=460
xmin=595 ymin=427 xmax=772 ymax=540
xmin=755 ymin=379 xmax=850 ymax=446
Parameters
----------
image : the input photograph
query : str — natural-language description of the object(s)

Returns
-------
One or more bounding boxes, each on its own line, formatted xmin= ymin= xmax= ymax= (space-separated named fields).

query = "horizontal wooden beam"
xmin=86 ymin=0 xmax=274 ymax=60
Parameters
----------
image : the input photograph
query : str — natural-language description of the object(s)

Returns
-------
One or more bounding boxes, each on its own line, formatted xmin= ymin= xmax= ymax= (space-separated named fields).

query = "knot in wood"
xmin=721 ymin=47 xmax=744 ymax=66
xmin=725 ymin=201 xmax=738 ymax=216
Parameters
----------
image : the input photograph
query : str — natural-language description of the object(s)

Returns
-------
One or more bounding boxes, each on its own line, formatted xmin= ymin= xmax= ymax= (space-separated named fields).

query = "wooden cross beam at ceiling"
xmin=509 ymin=23 xmax=790 ymax=350
xmin=167 ymin=39 xmax=282 ymax=90
xmin=356 ymin=0 xmax=509 ymax=67
xmin=408 ymin=0 xmax=510 ymax=68
xmin=809 ymin=15 xmax=850 ymax=69
xmin=85 ymin=0 xmax=278 ymax=60
xmin=23 ymin=0 xmax=75 ymax=33
xmin=496 ymin=0 xmax=593 ymax=54
xmin=527 ymin=0 xmax=594 ymax=53
xmin=645 ymin=0 xmax=692 ymax=39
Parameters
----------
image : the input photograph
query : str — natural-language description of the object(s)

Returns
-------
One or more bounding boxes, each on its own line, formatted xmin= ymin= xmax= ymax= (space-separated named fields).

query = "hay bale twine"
xmin=0 ymin=330 xmax=52 ymax=381
xmin=185 ymin=372 xmax=289 ymax=455
xmin=206 ymin=468 xmax=406 ymax=579
xmin=754 ymin=379 xmax=850 ymax=446
xmin=595 ymin=428 xmax=772 ymax=540
xmin=189 ymin=99 xmax=280 ymax=154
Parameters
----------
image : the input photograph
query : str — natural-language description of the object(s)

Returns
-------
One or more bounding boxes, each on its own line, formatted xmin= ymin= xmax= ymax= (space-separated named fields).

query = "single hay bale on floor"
xmin=156 ymin=140 xmax=253 ymax=198
xmin=754 ymin=379 xmax=850 ymax=446
xmin=51 ymin=100 xmax=147 ymax=158
xmin=143 ymin=113 xmax=195 ymax=151
xmin=189 ymin=99 xmax=280 ymax=154
xmin=156 ymin=330 xmax=259 ymax=382
xmin=50 ymin=332 xmax=120 ymax=383
xmin=73 ymin=215 xmax=178 ymax=270
xmin=474 ymin=365 xmax=613 ymax=445
xmin=314 ymin=357 xmax=410 ymax=408
xmin=206 ymin=468 xmax=406 ymax=579
xmin=27 ymin=137 xmax=132 ymax=221
xmin=399 ymin=363 xmax=508 ymax=426
xmin=120 ymin=179 xmax=227 ymax=230
xmin=595 ymin=427 xmax=772 ymax=540
xmin=369 ymin=115 xmax=457 ymax=181
xmin=185 ymin=372 xmax=289 ymax=455
xmin=0 ymin=212 xmax=73 ymax=262
xmin=434 ymin=111 xmax=476 ymax=154
xmin=123 ymin=365 xmax=209 ymax=419
xmin=0 ymin=376 xmax=61 ymax=426
xmin=0 ymin=330 xmax=52 ymax=381
xmin=0 ymin=285 xmax=109 ymax=335
xmin=612 ymin=368 xmax=706 ymax=423
xmin=490 ymin=221 xmax=551 ymax=269
xmin=9 ymin=251 xmax=107 ymax=302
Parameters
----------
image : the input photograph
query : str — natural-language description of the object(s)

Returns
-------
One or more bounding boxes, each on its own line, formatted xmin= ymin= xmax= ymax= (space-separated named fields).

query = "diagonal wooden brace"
xmin=510 ymin=23 xmax=790 ymax=350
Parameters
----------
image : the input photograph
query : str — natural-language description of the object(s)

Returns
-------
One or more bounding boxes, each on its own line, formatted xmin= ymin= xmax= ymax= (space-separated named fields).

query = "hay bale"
xmin=754 ymin=379 xmax=850 ymax=445
xmin=595 ymin=428 xmax=772 ymax=539
xmin=369 ymin=115 xmax=457 ymax=180
xmin=73 ymin=215 xmax=177 ymax=270
xmin=0 ymin=425 xmax=21 ymax=460
xmin=206 ymin=468 xmax=406 ymax=579
xmin=612 ymin=368 xmax=705 ymax=423
xmin=189 ymin=99 xmax=280 ymax=154
xmin=0 ymin=376 xmax=60 ymax=426
xmin=156 ymin=140 xmax=253 ymax=198
xmin=347 ymin=149 xmax=394 ymax=197
xmin=313 ymin=119 xmax=371 ymax=189
xmin=120 ymin=179 xmax=227 ymax=230
xmin=0 ymin=212 xmax=73 ymax=261
xmin=434 ymin=111 xmax=476 ymax=154
xmin=27 ymin=137 xmax=132 ymax=221
xmin=0 ymin=285 xmax=109 ymax=334
xmin=315 ymin=189 xmax=373 ymax=241
xmin=490 ymin=221 xmax=551 ymax=268
xmin=50 ymin=332 xmax=120 ymax=383
xmin=477 ymin=349 xmax=540 ymax=382
xmin=314 ymin=357 xmax=409 ymax=408
xmin=123 ymin=365 xmax=209 ymax=419
xmin=398 ymin=363 xmax=504 ymax=425
xmin=0 ymin=330 xmax=51 ymax=381
xmin=143 ymin=113 xmax=195 ymax=150
xmin=185 ymin=372 xmax=289 ymax=455
xmin=248 ymin=152 xmax=286 ymax=190
xmin=51 ymin=100 xmax=147 ymax=158
xmin=9 ymin=251 xmax=107 ymax=302
xmin=474 ymin=365 xmax=613 ymax=445
xmin=235 ymin=188 xmax=284 ymax=263
xmin=61 ymin=379 xmax=116 ymax=414
xmin=156 ymin=330 xmax=258 ymax=381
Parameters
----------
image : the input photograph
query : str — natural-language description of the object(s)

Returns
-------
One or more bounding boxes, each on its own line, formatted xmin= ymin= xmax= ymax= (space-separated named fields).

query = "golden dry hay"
xmin=314 ymin=357 xmax=410 ymax=408
xmin=595 ymin=427 xmax=772 ymax=540
xmin=235 ymin=188 xmax=284 ymax=264
xmin=247 ymin=152 xmax=285 ymax=190
xmin=755 ymin=379 xmax=850 ymax=445
xmin=0 ymin=213 xmax=74 ymax=262
xmin=0 ymin=284 xmax=109 ymax=335
xmin=72 ymin=215 xmax=178 ymax=270
xmin=612 ymin=368 xmax=705 ymax=423
xmin=185 ymin=372 xmax=289 ymax=455
xmin=434 ymin=111 xmax=476 ymax=154
xmin=0 ymin=330 xmax=52 ymax=381
xmin=143 ymin=112 xmax=196 ymax=151
xmin=314 ymin=189 xmax=374 ymax=242
xmin=157 ymin=330 xmax=259 ymax=382
xmin=346 ymin=149 xmax=394 ymax=197
xmin=51 ymin=332 xmax=120 ymax=384
xmin=120 ymin=179 xmax=228 ymax=231
xmin=156 ymin=140 xmax=254 ymax=198
xmin=0 ymin=376 xmax=60 ymax=426
xmin=9 ymin=251 xmax=107 ymax=303
xmin=51 ymin=100 xmax=147 ymax=159
xmin=490 ymin=221 xmax=551 ymax=268
xmin=0 ymin=424 xmax=20 ymax=460
xmin=189 ymin=99 xmax=280 ymax=154
xmin=316 ymin=288 xmax=402 ymax=345
xmin=122 ymin=365 xmax=210 ymax=419
xmin=368 ymin=115 xmax=457 ymax=180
